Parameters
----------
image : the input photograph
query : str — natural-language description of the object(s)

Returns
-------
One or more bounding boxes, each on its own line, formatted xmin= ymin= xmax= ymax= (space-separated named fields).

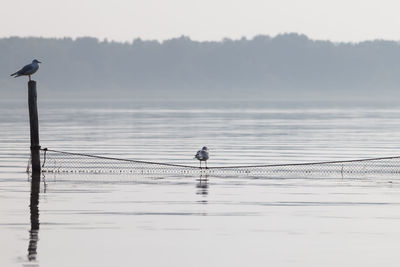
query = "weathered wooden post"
xmin=28 ymin=80 xmax=41 ymax=176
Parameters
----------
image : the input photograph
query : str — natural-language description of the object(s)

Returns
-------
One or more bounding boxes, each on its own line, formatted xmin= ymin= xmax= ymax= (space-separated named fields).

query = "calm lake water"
xmin=2 ymin=99 xmax=400 ymax=267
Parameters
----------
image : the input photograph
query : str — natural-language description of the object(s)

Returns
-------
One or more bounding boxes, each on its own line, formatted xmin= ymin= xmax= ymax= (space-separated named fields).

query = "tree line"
xmin=2 ymin=34 xmax=400 ymax=100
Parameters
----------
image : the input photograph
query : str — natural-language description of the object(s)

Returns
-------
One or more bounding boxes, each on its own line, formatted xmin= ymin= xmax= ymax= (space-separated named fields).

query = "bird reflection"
xmin=28 ymin=172 xmax=40 ymax=261
xmin=196 ymin=174 xmax=209 ymax=198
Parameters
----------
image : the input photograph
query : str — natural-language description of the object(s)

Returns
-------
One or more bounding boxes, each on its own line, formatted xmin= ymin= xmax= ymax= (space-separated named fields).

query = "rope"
xmin=41 ymin=148 xmax=47 ymax=168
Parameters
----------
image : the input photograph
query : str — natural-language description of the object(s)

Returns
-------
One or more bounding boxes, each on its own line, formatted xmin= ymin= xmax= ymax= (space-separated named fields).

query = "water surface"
xmin=2 ymin=99 xmax=400 ymax=267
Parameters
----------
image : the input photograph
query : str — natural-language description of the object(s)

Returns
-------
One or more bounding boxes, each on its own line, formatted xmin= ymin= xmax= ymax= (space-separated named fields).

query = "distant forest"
xmin=2 ymin=33 xmax=400 ymax=100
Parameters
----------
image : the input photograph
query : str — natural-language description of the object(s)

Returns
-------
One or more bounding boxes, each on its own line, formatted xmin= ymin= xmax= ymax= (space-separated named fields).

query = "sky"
xmin=2 ymin=0 xmax=400 ymax=43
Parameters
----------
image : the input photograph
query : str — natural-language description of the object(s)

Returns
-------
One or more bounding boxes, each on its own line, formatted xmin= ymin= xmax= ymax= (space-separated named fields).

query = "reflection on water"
xmin=28 ymin=172 xmax=40 ymax=261
xmin=196 ymin=174 xmax=209 ymax=198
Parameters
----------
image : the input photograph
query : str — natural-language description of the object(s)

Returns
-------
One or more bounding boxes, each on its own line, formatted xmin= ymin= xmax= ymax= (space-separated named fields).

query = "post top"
xmin=28 ymin=80 xmax=37 ymax=89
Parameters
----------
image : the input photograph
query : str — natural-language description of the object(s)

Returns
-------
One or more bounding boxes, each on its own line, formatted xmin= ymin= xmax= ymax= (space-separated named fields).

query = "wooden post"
xmin=28 ymin=80 xmax=41 ymax=176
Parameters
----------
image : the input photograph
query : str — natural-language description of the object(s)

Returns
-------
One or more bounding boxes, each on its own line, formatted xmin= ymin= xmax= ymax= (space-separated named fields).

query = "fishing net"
xmin=34 ymin=148 xmax=400 ymax=178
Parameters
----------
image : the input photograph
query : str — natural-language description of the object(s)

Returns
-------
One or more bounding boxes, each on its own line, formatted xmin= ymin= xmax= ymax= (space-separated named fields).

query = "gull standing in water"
xmin=195 ymin=146 xmax=209 ymax=169
xmin=10 ymin=59 xmax=42 ymax=81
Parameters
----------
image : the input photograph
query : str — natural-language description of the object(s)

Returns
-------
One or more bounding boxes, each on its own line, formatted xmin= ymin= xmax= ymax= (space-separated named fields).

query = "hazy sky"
xmin=2 ymin=0 xmax=400 ymax=42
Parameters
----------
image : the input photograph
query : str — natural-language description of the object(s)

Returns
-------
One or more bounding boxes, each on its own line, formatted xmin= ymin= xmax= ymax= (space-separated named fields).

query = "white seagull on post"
xmin=195 ymin=146 xmax=209 ymax=169
xmin=10 ymin=59 xmax=42 ymax=81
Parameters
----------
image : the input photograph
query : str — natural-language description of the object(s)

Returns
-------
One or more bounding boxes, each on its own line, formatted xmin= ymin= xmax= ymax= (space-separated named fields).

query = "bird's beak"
xmin=38 ymin=61 xmax=42 ymax=64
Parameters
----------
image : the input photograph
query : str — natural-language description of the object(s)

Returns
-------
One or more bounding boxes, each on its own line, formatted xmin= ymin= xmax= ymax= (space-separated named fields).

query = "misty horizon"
xmin=4 ymin=33 xmax=400 ymax=45
xmin=3 ymin=33 xmax=400 ymax=101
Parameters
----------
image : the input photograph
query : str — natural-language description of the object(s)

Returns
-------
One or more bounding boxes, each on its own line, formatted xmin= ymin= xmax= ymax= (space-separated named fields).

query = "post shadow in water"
xmin=28 ymin=172 xmax=40 ymax=261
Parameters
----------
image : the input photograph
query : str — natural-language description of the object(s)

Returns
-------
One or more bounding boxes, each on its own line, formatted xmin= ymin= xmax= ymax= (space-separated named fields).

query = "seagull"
xmin=194 ymin=146 xmax=209 ymax=169
xmin=10 ymin=59 xmax=42 ymax=81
